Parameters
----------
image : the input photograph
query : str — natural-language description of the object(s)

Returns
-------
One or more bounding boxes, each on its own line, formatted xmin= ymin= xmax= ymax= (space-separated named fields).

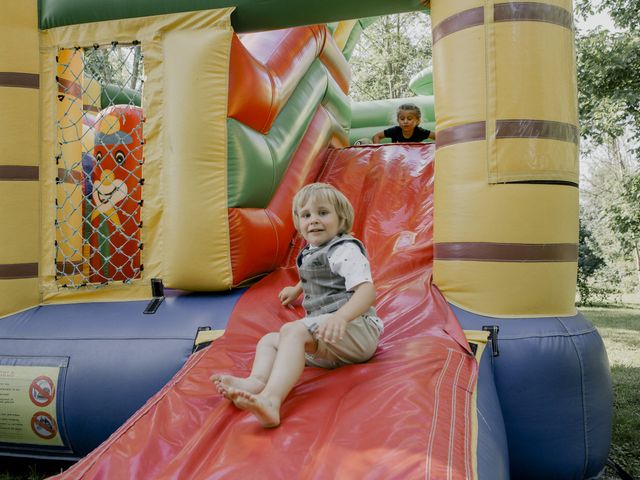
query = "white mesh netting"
xmin=55 ymin=43 xmax=145 ymax=287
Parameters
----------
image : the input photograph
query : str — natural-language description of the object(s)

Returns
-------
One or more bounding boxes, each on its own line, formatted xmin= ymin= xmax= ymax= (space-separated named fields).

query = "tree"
xmin=575 ymin=0 xmax=639 ymax=33
xmin=84 ymin=43 xmax=144 ymax=93
xmin=577 ymin=220 xmax=607 ymax=304
xmin=575 ymin=0 xmax=640 ymax=153
xmin=349 ymin=13 xmax=432 ymax=101
xmin=580 ymin=136 xmax=639 ymax=294
xmin=606 ymin=172 xmax=640 ymax=283
xmin=576 ymin=0 xmax=640 ymax=295
xmin=576 ymin=31 xmax=640 ymax=151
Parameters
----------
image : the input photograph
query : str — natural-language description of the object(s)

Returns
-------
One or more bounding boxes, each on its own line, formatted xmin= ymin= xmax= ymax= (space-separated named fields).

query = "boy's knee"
xmin=259 ymin=332 xmax=279 ymax=345
xmin=280 ymin=321 xmax=307 ymax=339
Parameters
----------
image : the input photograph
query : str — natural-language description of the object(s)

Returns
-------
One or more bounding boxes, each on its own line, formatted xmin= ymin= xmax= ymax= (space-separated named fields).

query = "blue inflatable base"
xmin=452 ymin=305 xmax=612 ymax=480
xmin=0 ymin=289 xmax=244 ymax=459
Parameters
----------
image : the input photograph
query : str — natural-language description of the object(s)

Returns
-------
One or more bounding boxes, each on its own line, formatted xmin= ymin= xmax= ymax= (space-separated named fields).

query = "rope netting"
xmin=55 ymin=43 xmax=145 ymax=287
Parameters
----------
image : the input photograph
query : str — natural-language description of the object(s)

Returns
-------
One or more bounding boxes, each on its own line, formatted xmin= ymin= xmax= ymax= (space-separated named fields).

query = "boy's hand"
xmin=318 ymin=314 xmax=348 ymax=343
xmin=278 ymin=286 xmax=299 ymax=306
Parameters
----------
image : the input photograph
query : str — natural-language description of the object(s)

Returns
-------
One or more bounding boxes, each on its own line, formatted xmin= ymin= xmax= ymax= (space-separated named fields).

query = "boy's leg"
xmin=227 ymin=321 xmax=315 ymax=427
xmin=212 ymin=332 xmax=280 ymax=396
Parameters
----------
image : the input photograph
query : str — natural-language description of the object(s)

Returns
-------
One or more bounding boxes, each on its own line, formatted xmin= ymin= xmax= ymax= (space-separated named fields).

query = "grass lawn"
xmin=581 ymin=304 xmax=640 ymax=480
xmin=2 ymin=304 xmax=639 ymax=480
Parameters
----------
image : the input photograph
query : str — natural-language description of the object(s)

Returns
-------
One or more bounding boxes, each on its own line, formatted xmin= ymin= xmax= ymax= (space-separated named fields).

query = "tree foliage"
xmin=577 ymin=220 xmax=607 ymax=304
xmin=606 ymin=172 xmax=640 ymax=268
xmin=349 ymin=13 xmax=432 ymax=102
xmin=575 ymin=0 xmax=639 ymax=33
xmin=576 ymin=31 xmax=640 ymax=149
xmin=580 ymin=137 xmax=640 ymax=295
xmin=576 ymin=0 xmax=640 ymax=295
xmin=84 ymin=44 xmax=143 ymax=92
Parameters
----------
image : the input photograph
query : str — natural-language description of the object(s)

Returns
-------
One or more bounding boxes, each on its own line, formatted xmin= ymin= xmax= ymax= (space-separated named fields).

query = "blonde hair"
xmin=292 ymin=183 xmax=354 ymax=234
xmin=396 ymin=103 xmax=422 ymax=121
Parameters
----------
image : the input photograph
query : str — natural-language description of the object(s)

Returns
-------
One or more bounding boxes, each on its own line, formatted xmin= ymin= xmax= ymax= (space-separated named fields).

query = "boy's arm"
xmin=318 ymin=282 xmax=376 ymax=343
xmin=372 ymin=131 xmax=386 ymax=144
xmin=279 ymin=282 xmax=303 ymax=306
xmin=428 ymin=130 xmax=436 ymax=140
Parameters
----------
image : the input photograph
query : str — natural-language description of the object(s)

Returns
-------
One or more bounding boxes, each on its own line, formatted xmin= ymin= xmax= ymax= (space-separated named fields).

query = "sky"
xmin=575 ymin=11 xmax=619 ymax=32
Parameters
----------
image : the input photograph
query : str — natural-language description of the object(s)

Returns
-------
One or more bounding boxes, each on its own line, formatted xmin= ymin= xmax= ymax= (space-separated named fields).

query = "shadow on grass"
xmin=0 ymin=457 xmax=73 ymax=480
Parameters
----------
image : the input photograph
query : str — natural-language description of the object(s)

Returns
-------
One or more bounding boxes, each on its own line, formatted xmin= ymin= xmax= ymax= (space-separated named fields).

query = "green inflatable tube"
xmin=39 ymin=0 xmax=428 ymax=32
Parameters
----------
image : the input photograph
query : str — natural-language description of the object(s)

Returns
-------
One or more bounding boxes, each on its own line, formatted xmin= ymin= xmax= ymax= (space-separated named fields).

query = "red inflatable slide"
xmin=54 ymin=144 xmax=478 ymax=479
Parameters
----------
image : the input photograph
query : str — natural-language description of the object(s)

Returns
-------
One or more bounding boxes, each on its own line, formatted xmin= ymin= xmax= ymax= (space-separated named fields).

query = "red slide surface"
xmin=55 ymin=144 xmax=478 ymax=479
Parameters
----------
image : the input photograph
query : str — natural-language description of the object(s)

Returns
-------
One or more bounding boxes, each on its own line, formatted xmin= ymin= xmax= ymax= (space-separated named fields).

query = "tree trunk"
xmin=129 ymin=45 xmax=142 ymax=91
xmin=635 ymin=241 xmax=640 ymax=289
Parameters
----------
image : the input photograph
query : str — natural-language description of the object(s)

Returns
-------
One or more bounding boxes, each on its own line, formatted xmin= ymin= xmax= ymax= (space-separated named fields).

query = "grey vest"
xmin=297 ymin=234 xmax=376 ymax=317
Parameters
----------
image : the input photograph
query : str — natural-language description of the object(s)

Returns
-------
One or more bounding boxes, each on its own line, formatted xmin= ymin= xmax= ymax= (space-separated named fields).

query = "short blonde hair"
xmin=292 ymin=183 xmax=354 ymax=234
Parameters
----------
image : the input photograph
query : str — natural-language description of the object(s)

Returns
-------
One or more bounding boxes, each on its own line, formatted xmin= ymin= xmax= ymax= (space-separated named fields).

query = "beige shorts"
xmin=302 ymin=314 xmax=382 ymax=369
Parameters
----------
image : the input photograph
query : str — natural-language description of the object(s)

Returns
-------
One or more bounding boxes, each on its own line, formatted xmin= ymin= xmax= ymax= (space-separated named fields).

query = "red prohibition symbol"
xmin=29 ymin=375 xmax=55 ymax=407
xmin=30 ymin=411 xmax=58 ymax=440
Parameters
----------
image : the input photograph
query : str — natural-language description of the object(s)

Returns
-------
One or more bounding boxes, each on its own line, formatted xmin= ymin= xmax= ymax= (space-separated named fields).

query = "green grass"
xmin=2 ymin=305 xmax=639 ymax=480
xmin=0 ymin=458 xmax=71 ymax=480
xmin=581 ymin=305 xmax=640 ymax=480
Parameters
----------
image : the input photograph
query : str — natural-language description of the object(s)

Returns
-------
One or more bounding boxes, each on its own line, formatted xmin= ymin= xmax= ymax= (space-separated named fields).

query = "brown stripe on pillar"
xmin=436 ymin=122 xmax=486 ymax=148
xmin=433 ymin=7 xmax=484 ymax=44
xmin=0 ymin=166 xmax=39 ymax=181
xmin=57 ymin=76 xmax=82 ymax=99
xmin=494 ymin=2 xmax=573 ymax=29
xmin=0 ymin=263 xmax=38 ymax=279
xmin=435 ymin=242 xmax=578 ymax=262
xmin=57 ymin=167 xmax=84 ymax=184
xmin=0 ymin=72 xmax=39 ymax=89
xmin=496 ymin=119 xmax=579 ymax=144
xmin=83 ymin=104 xmax=100 ymax=113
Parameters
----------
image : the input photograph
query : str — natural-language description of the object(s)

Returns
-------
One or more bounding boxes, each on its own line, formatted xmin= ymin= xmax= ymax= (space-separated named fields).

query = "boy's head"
xmin=396 ymin=103 xmax=422 ymax=122
xmin=292 ymin=183 xmax=354 ymax=236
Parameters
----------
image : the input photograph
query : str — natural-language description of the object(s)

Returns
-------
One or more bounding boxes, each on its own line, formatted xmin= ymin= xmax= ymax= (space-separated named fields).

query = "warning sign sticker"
xmin=30 ymin=411 xmax=58 ymax=440
xmin=29 ymin=376 xmax=55 ymax=407
xmin=0 ymin=363 xmax=65 ymax=446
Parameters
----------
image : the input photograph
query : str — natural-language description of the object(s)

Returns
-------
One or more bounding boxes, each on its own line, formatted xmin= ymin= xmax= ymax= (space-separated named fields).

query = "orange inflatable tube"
xmin=228 ymin=25 xmax=350 ymax=134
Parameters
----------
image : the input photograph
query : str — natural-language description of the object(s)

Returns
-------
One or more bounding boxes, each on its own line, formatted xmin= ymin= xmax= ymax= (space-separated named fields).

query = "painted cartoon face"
xmin=91 ymin=106 xmax=143 ymax=227
xmin=93 ymin=106 xmax=143 ymax=179
xmin=298 ymin=199 xmax=341 ymax=247
xmin=91 ymin=169 xmax=128 ymax=217
xmin=398 ymin=111 xmax=419 ymax=137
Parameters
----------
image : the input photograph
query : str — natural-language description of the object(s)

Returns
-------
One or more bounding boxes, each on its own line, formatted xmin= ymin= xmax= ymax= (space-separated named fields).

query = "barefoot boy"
xmin=211 ymin=183 xmax=383 ymax=427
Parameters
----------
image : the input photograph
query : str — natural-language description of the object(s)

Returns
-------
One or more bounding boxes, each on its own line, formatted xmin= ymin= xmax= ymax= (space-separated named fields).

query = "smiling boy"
xmin=212 ymin=183 xmax=383 ymax=427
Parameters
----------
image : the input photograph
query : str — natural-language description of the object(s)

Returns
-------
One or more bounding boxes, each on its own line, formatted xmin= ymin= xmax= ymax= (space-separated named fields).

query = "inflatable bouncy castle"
xmin=0 ymin=1 xmax=612 ymax=479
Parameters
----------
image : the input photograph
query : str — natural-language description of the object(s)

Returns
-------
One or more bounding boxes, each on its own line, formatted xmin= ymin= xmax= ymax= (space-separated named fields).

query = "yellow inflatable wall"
xmin=0 ymin=1 xmax=41 ymax=317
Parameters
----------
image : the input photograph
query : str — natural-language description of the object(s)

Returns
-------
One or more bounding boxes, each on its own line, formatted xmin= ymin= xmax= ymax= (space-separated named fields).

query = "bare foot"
xmin=210 ymin=374 xmax=264 ymax=398
xmin=226 ymin=388 xmax=280 ymax=428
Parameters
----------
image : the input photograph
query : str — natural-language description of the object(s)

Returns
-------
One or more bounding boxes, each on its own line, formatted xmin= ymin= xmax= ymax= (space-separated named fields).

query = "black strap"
xmin=607 ymin=457 xmax=636 ymax=480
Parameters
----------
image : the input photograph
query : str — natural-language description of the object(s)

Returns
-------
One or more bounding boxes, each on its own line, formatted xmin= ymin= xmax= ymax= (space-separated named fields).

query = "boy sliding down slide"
xmin=212 ymin=183 xmax=383 ymax=427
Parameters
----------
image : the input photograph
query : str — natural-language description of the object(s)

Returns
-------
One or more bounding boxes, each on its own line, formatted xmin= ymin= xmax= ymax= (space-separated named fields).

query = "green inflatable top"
xmin=39 ymin=0 xmax=428 ymax=32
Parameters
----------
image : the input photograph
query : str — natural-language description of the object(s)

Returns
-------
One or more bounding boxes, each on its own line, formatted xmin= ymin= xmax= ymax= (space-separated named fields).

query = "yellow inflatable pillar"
xmin=431 ymin=0 xmax=579 ymax=316
xmin=55 ymin=48 xmax=85 ymax=286
xmin=0 ymin=2 xmax=40 ymax=317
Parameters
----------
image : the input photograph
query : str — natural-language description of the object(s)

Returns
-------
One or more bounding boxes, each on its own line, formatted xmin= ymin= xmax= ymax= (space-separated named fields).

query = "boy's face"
xmin=297 ymin=198 xmax=341 ymax=247
xmin=398 ymin=111 xmax=419 ymax=136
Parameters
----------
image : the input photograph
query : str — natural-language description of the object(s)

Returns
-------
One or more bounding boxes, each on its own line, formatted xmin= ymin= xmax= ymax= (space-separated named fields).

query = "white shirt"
xmin=327 ymin=242 xmax=374 ymax=291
